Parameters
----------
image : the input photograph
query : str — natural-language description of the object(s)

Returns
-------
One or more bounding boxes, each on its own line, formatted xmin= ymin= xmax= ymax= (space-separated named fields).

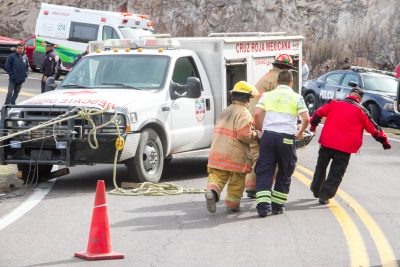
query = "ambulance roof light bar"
xmin=88 ymin=36 xmax=181 ymax=53
xmin=208 ymin=32 xmax=287 ymax=37
xmin=351 ymin=66 xmax=396 ymax=77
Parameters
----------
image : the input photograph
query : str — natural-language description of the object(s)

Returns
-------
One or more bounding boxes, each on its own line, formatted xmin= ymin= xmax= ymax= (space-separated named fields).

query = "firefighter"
xmin=309 ymin=85 xmax=391 ymax=204
xmin=206 ymin=81 xmax=259 ymax=213
xmin=245 ymin=54 xmax=295 ymax=198
xmin=40 ymin=42 xmax=60 ymax=93
xmin=254 ymin=70 xmax=309 ymax=217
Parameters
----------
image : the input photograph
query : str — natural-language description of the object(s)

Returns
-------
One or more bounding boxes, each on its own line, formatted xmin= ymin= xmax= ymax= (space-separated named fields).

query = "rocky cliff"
xmin=1 ymin=0 xmax=398 ymax=71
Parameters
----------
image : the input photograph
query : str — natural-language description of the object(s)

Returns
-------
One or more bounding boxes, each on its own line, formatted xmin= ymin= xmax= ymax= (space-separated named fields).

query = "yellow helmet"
xmin=231 ymin=81 xmax=259 ymax=97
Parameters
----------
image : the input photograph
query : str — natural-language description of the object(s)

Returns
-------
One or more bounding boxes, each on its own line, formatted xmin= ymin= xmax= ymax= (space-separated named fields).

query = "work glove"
xmin=373 ymin=131 xmax=391 ymax=150
xmin=382 ymin=141 xmax=391 ymax=150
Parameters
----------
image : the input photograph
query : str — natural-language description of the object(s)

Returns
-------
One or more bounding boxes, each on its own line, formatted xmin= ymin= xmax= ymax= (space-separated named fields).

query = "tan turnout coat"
xmin=208 ymin=101 xmax=256 ymax=173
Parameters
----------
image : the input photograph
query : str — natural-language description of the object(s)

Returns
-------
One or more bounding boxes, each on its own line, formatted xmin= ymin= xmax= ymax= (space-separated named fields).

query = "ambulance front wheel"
xmin=127 ymin=128 xmax=164 ymax=183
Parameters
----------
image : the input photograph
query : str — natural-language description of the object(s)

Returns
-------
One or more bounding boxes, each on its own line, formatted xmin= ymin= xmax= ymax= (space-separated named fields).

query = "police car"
xmin=302 ymin=66 xmax=400 ymax=128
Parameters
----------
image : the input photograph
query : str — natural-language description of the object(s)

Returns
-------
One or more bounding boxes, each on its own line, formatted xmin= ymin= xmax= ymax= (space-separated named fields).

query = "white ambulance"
xmin=1 ymin=33 xmax=303 ymax=183
xmin=33 ymin=3 xmax=155 ymax=72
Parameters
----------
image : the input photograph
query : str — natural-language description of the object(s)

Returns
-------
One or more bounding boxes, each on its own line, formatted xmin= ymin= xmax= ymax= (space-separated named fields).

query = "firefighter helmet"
xmin=231 ymin=81 xmax=259 ymax=97
xmin=273 ymin=54 xmax=294 ymax=69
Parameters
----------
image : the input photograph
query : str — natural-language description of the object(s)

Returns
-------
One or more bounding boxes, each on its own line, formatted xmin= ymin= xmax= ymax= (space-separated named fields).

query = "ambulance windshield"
xmin=119 ymin=27 xmax=154 ymax=40
xmin=60 ymin=54 xmax=169 ymax=90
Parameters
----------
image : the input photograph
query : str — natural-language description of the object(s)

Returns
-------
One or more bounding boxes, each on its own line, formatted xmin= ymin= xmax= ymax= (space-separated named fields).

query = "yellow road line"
xmin=0 ymin=88 xmax=37 ymax=97
xmin=293 ymin=170 xmax=369 ymax=267
xmin=296 ymin=165 xmax=397 ymax=267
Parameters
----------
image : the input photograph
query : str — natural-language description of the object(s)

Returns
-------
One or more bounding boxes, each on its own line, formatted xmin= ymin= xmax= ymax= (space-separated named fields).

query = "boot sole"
xmin=205 ymin=191 xmax=216 ymax=213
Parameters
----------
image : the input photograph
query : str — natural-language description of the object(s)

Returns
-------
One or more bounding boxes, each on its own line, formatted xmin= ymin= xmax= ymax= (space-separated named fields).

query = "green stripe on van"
xmin=35 ymin=38 xmax=81 ymax=63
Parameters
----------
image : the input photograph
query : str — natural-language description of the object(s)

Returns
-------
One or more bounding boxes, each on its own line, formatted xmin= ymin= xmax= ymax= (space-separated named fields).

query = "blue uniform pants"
xmin=255 ymin=131 xmax=297 ymax=213
xmin=4 ymin=80 xmax=23 ymax=105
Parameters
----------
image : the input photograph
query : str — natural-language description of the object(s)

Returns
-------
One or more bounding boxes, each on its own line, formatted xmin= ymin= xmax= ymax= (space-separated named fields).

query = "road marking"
xmin=0 ymin=180 xmax=55 ymax=231
xmin=296 ymin=165 xmax=397 ymax=267
xmin=0 ymin=88 xmax=38 ymax=97
xmin=293 ymin=170 xmax=369 ymax=267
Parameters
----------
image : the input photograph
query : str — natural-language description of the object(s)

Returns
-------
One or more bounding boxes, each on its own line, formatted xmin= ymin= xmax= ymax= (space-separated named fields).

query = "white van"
xmin=33 ymin=3 xmax=155 ymax=72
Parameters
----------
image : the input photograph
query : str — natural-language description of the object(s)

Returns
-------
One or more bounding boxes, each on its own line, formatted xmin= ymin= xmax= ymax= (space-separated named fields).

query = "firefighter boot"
xmin=246 ymin=190 xmax=256 ymax=199
xmin=225 ymin=206 xmax=241 ymax=213
xmin=205 ymin=189 xmax=218 ymax=213
xmin=257 ymin=203 xmax=272 ymax=218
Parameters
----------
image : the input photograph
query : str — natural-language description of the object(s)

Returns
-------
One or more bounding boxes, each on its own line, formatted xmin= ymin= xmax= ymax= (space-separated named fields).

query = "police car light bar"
xmin=351 ymin=66 xmax=396 ymax=77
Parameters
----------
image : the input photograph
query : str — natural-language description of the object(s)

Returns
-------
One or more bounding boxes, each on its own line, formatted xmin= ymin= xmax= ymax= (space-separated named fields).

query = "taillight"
xmin=101 ymin=18 xmax=106 ymax=22
xmin=44 ymin=10 xmax=49 ymax=15
xmin=122 ymin=19 xmax=128 ymax=24
xmin=147 ymin=21 xmax=153 ymax=27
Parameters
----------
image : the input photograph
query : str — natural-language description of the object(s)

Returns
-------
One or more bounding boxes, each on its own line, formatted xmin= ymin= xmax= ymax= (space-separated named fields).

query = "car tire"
xmin=17 ymin=163 xmax=53 ymax=184
xmin=126 ymin=128 xmax=164 ymax=183
xmin=304 ymin=93 xmax=318 ymax=115
xmin=367 ymin=103 xmax=380 ymax=124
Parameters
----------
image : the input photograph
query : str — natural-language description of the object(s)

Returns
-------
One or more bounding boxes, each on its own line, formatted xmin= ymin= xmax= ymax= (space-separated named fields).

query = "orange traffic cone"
xmin=75 ymin=180 xmax=124 ymax=260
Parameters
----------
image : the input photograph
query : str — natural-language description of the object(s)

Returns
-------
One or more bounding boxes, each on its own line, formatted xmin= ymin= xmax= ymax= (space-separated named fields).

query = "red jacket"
xmin=310 ymin=96 xmax=380 ymax=154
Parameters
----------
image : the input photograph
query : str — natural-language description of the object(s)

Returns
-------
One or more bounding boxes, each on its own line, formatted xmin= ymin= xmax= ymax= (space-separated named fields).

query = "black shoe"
xmin=246 ymin=190 xmax=256 ymax=199
xmin=272 ymin=207 xmax=285 ymax=215
xmin=258 ymin=211 xmax=272 ymax=218
xmin=318 ymin=198 xmax=329 ymax=205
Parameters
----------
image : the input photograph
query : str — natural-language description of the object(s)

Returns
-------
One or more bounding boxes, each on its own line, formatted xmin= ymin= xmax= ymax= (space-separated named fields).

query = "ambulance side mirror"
xmin=170 ymin=77 xmax=201 ymax=100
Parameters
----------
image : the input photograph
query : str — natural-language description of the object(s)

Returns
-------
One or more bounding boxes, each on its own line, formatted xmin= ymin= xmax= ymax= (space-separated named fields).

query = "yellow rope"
xmin=0 ymin=106 xmax=206 ymax=196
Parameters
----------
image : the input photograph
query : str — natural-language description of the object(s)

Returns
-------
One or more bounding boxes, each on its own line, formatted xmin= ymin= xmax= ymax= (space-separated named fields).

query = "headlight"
xmin=383 ymin=102 xmax=394 ymax=112
xmin=102 ymin=113 xmax=125 ymax=126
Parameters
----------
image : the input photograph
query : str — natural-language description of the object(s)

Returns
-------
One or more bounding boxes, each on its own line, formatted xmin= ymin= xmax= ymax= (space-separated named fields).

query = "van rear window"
xmin=69 ymin=22 xmax=99 ymax=43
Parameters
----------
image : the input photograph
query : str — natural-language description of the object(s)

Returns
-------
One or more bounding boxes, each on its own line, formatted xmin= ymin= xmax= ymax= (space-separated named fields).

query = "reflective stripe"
xmin=256 ymin=197 xmax=271 ymax=204
xmin=283 ymin=138 xmax=294 ymax=145
xmin=225 ymin=196 xmax=240 ymax=203
xmin=208 ymin=157 xmax=252 ymax=173
xmin=214 ymin=126 xmax=252 ymax=138
xmin=271 ymin=196 xmax=286 ymax=204
xmin=256 ymin=191 xmax=271 ymax=198
xmin=272 ymin=190 xmax=288 ymax=199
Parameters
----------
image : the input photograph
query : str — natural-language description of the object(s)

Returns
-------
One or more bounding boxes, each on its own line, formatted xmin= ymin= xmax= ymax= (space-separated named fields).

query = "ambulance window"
xmin=172 ymin=57 xmax=201 ymax=86
xmin=102 ymin=26 xmax=120 ymax=40
xmin=69 ymin=22 xmax=99 ymax=43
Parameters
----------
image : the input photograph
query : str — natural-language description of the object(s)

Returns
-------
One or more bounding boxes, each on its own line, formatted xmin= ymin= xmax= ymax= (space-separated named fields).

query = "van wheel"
xmin=304 ymin=93 xmax=317 ymax=115
xmin=17 ymin=164 xmax=53 ymax=184
xmin=367 ymin=103 xmax=380 ymax=124
xmin=127 ymin=128 xmax=164 ymax=183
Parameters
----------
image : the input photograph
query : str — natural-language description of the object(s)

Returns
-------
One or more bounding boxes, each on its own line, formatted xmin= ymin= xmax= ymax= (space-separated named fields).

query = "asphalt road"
xmin=0 ymin=72 xmax=399 ymax=267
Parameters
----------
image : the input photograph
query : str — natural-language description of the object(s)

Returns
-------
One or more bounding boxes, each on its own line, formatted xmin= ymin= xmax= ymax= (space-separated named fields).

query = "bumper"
xmin=381 ymin=111 xmax=400 ymax=129
xmin=1 ymin=133 xmax=141 ymax=166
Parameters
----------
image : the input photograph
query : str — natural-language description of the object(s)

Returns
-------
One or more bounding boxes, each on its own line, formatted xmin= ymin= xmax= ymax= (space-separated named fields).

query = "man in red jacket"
xmin=309 ymin=86 xmax=391 ymax=204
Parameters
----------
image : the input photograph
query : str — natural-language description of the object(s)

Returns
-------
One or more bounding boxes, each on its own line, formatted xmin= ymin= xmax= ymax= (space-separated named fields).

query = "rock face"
xmin=1 ymin=0 xmax=398 ymax=70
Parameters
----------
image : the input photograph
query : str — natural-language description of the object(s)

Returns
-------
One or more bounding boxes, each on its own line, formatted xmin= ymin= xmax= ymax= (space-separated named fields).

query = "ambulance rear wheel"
xmin=17 ymin=164 xmax=53 ymax=184
xmin=127 ymin=128 xmax=164 ymax=183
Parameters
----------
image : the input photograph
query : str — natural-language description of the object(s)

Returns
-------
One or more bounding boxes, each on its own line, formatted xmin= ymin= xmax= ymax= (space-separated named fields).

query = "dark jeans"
xmin=310 ymin=146 xmax=351 ymax=200
xmin=255 ymin=131 xmax=297 ymax=212
xmin=41 ymin=76 xmax=46 ymax=93
xmin=4 ymin=80 xmax=23 ymax=105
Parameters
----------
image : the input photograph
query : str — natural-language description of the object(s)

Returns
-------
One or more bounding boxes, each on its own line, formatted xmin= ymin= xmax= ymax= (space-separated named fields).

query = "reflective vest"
xmin=259 ymin=85 xmax=304 ymax=116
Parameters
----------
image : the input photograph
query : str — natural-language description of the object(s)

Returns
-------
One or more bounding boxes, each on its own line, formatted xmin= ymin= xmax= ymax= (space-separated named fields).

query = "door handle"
xmin=206 ymin=99 xmax=210 ymax=110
